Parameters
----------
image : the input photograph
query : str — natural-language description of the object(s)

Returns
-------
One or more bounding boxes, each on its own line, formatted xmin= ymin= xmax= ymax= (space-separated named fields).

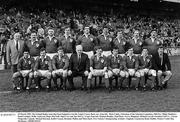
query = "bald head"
xmin=76 ymin=45 xmax=83 ymax=55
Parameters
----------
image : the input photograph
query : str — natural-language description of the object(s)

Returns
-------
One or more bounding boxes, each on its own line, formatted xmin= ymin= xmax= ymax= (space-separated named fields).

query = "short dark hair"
xmin=112 ymin=46 xmax=119 ymax=51
xmin=40 ymin=48 xmax=46 ymax=52
xmin=94 ymin=46 xmax=102 ymax=51
xmin=57 ymin=46 xmax=64 ymax=51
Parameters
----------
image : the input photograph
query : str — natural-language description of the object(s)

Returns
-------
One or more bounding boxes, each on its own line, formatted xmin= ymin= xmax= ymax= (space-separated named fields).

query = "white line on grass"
xmin=0 ymin=91 xmax=13 ymax=94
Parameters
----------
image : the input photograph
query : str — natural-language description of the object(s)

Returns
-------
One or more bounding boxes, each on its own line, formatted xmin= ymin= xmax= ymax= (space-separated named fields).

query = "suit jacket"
xmin=6 ymin=39 xmax=25 ymax=65
xmin=152 ymin=52 xmax=171 ymax=71
xmin=69 ymin=53 xmax=90 ymax=72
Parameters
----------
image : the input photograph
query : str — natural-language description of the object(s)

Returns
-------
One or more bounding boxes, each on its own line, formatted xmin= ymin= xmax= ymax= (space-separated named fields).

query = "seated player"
xmin=87 ymin=46 xmax=109 ymax=92
xmin=107 ymin=47 xmax=128 ymax=90
xmin=124 ymin=47 xmax=141 ymax=90
xmin=12 ymin=49 xmax=34 ymax=91
xmin=138 ymin=48 xmax=156 ymax=91
xmin=52 ymin=47 xmax=69 ymax=90
xmin=34 ymin=48 xmax=52 ymax=92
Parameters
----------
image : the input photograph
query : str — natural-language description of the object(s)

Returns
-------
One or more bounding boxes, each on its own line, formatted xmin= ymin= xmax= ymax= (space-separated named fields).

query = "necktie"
xmin=160 ymin=54 xmax=163 ymax=65
xmin=16 ymin=40 xmax=19 ymax=50
xmin=78 ymin=54 xmax=81 ymax=64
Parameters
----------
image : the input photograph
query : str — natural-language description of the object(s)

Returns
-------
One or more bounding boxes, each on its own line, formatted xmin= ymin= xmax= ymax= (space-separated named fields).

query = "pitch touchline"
xmin=0 ymin=91 xmax=13 ymax=94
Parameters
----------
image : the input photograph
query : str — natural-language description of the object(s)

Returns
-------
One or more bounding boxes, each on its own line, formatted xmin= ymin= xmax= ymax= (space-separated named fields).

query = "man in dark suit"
xmin=68 ymin=45 xmax=90 ymax=91
xmin=152 ymin=46 xmax=172 ymax=89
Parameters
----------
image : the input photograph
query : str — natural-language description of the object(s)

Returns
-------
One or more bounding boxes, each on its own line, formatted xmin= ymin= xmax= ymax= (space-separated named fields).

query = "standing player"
xmin=52 ymin=47 xmax=69 ymax=90
xmin=34 ymin=48 xmax=52 ymax=92
xmin=25 ymin=32 xmax=43 ymax=59
xmin=77 ymin=26 xmax=97 ymax=58
xmin=112 ymin=31 xmax=127 ymax=56
xmin=42 ymin=28 xmax=61 ymax=59
xmin=127 ymin=30 xmax=143 ymax=55
xmin=144 ymin=30 xmax=162 ymax=56
xmin=97 ymin=27 xmax=113 ymax=57
xmin=59 ymin=27 xmax=76 ymax=58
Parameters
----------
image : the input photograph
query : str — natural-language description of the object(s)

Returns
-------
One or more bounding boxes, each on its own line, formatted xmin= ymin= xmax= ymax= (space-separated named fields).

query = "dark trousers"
xmin=11 ymin=64 xmax=18 ymax=73
xmin=68 ymin=71 xmax=87 ymax=89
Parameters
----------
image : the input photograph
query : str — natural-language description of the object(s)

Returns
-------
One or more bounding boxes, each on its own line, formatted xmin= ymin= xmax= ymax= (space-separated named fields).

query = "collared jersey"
xmin=25 ymin=40 xmax=43 ymax=57
xmin=17 ymin=56 xmax=35 ymax=71
xmin=124 ymin=55 xmax=139 ymax=69
xmin=34 ymin=56 xmax=52 ymax=71
xmin=138 ymin=55 xmax=152 ymax=69
xmin=77 ymin=34 xmax=96 ymax=52
xmin=52 ymin=54 xmax=69 ymax=70
xmin=42 ymin=36 xmax=61 ymax=53
xmin=127 ymin=38 xmax=143 ymax=54
xmin=113 ymin=38 xmax=126 ymax=54
xmin=97 ymin=34 xmax=113 ymax=51
xmin=107 ymin=54 xmax=125 ymax=70
xmin=90 ymin=55 xmax=107 ymax=69
xmin=59 ymin=35 xmax=76 ymax=53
